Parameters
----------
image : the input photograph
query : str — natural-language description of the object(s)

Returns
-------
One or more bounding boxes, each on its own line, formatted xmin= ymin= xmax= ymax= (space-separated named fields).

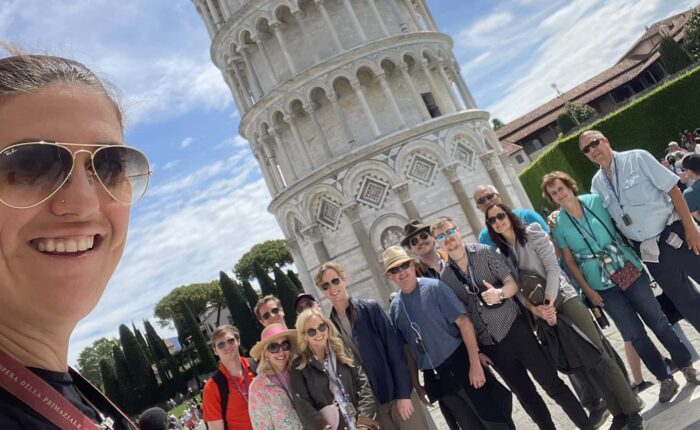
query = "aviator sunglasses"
xmin=487 ymin=212 xmax=507 ymax=225
xmin=266 ymin=339 xmax=292 ymax=354
xmin=0 ymin=141 xmax=151 ymax=209
xmin=388 ymin=260 xmax=412 ymax=275
xmin=215 ymin=336 xmax=239 ymax=350
xmin=321 ymin=277 xmax=341 ymax=291
xmin=261 ymin=306 xmax=281 ymax=321
xmin=581 ymin=139 xmax=602 ymax=154
xmin=435 ymin=227 xmax=457 ymax=242
xmin=476 ymin=192 xmax=497 ymax=205
xmin=305 ymin=322 xmax=328 ymax=337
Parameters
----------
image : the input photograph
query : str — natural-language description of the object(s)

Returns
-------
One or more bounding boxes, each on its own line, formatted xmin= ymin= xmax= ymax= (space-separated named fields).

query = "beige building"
xmin=193 ymin=0 xmax=530 ymax=306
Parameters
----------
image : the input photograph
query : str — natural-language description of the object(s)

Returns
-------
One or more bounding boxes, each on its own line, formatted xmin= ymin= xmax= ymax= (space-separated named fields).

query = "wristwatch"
xmin=497 ymin=288 xmax=505 ymax=302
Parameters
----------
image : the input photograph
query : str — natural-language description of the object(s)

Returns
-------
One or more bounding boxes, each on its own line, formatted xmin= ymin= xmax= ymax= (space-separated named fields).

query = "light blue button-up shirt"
xmin=591 ymin=150 xmax=679 ymax=242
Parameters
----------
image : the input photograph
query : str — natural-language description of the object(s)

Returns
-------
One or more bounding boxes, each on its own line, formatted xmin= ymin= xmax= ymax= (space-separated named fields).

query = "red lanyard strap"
xmin=0 ymin=348 xmax=102 ymax=430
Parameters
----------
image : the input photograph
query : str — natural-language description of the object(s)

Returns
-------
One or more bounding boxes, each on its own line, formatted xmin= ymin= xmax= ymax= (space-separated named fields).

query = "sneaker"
xmin=608 ymin=414 xmax=627 ymax=430
xmin=664 ymin=357 xmax=679 ymax=373
xmin=626 ymin=413 xmax=644 ymax=430
xmin=682 ymin=366 xmax=700 ymax=384
xmin=589 ymin=407 xmax=611 ymax=429
xmin=631 ymin=380 xmax=653 ymax=393
xmin=659 ymin=377 xmax=679 ymax=403
xmin=635 ymin=394 xmax=646 ymax=411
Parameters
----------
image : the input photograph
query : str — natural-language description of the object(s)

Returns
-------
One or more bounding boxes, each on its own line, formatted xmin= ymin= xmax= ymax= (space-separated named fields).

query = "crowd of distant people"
xmin=197 ymin=130 xmax=700 ymax=430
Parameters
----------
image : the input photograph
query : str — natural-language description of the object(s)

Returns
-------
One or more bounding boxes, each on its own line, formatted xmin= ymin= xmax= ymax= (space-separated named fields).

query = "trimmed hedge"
xmin=519 ymin=64 xmax=700 ymax=211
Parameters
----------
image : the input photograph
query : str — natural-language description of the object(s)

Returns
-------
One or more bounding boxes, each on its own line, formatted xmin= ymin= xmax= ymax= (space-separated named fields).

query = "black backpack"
xmin=211 ymin=358 xmax=257 ymax=430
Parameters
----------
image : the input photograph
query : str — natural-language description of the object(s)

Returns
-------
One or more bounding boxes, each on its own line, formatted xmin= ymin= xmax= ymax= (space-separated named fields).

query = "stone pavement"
xmin=426 ymin=319 xmax=700 ymax=429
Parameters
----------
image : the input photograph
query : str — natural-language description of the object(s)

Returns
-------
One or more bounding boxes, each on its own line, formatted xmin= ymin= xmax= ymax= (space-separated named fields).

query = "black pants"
xmin=632 ymin=220 xmax=700 ymax=332
xmin=481 ymin=317 xmax=590 ymax=430
xmin=424 ymin=344 xmax=514 ymax=430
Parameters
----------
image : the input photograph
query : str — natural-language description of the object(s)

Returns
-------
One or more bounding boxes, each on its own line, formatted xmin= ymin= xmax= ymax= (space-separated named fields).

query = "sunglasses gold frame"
xmin=0 ymin=141 xmax=152 ymax=209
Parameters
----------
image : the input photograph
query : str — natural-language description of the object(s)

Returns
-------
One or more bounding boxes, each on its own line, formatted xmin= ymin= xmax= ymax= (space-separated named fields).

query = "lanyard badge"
xmin=605 ymin=157 xmax=633 ymax=226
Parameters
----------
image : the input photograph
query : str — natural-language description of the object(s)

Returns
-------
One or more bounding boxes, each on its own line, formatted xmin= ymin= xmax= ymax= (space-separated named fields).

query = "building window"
xmin=532 ymin=138 xmax=542 ymax=150
xmin=421 ymin=93 xmax=441 ymax=118
xmin=515 ymin=154 xmax=525 ymax=164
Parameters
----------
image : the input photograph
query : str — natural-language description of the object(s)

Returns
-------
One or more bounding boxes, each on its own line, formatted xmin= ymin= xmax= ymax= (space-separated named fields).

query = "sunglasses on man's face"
xmin=487 ymin=212 xmax=507 ymax=225
xmin=409 ymin=231 xmax=430 ymax=247
xmin=215 ymin=337 xmax=238 ymax=350
xmin=321 ymin=277 xmax=341 ymax=291
xmin=261 ymin=306 xmax=281 ymax=321
xmin=581 ymin=139 xmax=602 ymax=154
xmin=435 ymin=227 xmax=458 ymax=242
xmin=476 ymin=192 xmax=497 ymax=206
xmin=266 ymin=339 xmax=292 ymax=354
xmin=388 ymin=260 xmax=412 ymax=275
xmin=0 ymin=141 xmax=151 ymax=209
xmin=305 ymin=322 xmax=328 ymax=337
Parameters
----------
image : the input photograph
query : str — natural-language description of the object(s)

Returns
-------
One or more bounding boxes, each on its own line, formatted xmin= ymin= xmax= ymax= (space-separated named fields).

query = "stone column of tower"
xmin=193 ymin=0 xmax=531 ymax=306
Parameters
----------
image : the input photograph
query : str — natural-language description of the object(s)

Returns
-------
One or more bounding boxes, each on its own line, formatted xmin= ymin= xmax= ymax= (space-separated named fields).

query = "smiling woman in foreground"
xmin=0 ymin=49 xmax=151 ymax=429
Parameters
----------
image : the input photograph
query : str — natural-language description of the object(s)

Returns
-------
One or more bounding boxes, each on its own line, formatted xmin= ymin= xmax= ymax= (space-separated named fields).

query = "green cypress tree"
xmin=144 ymin=319 xmax=186 ymax=395
xmin=240 ymin=279 xmax=259 ymax=310
xmin=219 ymin=271 xmax=261 ymax=352
xmin=660 ymin=35 xmax=693 ymax=74
xmin=119 ymin=324 xmax=160 ymax=410
xmin=179 ymin=300 xmax=218 ymax=372
xmin=99 ymin=359 xmax=122 ymax=409
xmin=286 ymin=270 xmax=303 ymax=292
xmin=272 ymin=266 xmax=301 ymax=328
xmin=253 ymin=264 xmax=278 ymax=297
xmin=112 ymin=345 xmax=136 ymax=415
xmin=133 ymin=325 xmax=154 ymax=362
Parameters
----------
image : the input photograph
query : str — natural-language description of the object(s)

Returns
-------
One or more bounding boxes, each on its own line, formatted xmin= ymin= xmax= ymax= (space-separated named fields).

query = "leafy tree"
xmin=286 ymin=270 xmax=303 ymax=292
xmin=491 ymin=118 xmax=505 ymax=130
xmin=180 ymin=300 xmax=218 ymax=372
xmin=219 ymin=271 xmax=261 ymax=351
xmin=272 ymin=267 xmax=300 ymax=328
xmin=112 ymin=345 xmax=136 ymax=414
xmin=99 ymin=359 xmax=122 ymax=408
xmin=566 ymin=102 xmax=597 ymax=124
xmin=76 ymin=337 xmax=119 ymax=388
xmin=154 ymin=281 xmax=224 ymax=341
xmin=660 ymin=35 xmax=693 ymax=74
xmin=557 ymin=111 xmax=578 ymax=135
xmin=253 ymin=263 xmax=278 ymax=297
xmin=240 ymin=279 xmax=259 ymax=310
xmin=235 ymin=239 xmax=293 ymax=281
xmin=684 ymin=8 xmax=700 ymax=61
xmin=119 ymin=324 xmax=159 ymax=409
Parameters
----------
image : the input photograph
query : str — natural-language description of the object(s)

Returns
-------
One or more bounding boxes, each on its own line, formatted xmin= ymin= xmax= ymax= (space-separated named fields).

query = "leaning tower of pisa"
xmin=193 ymin=0 xmax=532 ymax=306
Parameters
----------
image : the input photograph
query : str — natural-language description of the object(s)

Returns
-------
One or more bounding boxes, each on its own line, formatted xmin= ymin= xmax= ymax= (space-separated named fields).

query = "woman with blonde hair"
xmin=248 ymin=323 xmax=303 ymax=430
xmin=290 ymin=308 xmax=378 ymax=430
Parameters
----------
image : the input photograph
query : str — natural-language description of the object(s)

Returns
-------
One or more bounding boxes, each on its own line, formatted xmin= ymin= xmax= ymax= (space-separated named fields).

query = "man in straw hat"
xmin=384 ymin=246 xmax=514 ymax=429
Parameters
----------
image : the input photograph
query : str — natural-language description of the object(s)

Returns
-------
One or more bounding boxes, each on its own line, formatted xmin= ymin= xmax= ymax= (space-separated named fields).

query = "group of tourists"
xmin=1 ymin=49 xmax=698 ymax=430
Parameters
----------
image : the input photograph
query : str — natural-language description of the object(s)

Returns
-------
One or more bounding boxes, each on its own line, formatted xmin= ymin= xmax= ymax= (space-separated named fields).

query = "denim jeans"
xmin=599 ymin=273 xmax=691 ymax=380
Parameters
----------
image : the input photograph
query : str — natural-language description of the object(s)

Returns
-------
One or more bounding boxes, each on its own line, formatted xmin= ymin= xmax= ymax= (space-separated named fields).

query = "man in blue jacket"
xmin=315 ymin=261 xmax=434 ymax=430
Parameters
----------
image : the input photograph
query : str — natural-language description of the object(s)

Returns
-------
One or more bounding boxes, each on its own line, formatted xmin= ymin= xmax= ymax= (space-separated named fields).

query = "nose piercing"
xmin=61 ymin=200 xmax=65 ymax=203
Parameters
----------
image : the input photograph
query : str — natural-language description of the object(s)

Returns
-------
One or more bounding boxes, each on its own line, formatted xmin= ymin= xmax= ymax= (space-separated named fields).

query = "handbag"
xmin=518 ymin=269 xmax=566 ymax=307
xmin=566 ymin=203 xmax=641 ymax=291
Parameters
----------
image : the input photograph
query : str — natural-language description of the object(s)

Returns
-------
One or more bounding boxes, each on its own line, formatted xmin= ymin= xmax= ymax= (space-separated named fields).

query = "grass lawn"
xmin=168 ymin=393 xmax=202 ymax=418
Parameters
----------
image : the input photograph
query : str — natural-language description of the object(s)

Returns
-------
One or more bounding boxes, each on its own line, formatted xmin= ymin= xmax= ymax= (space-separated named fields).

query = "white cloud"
xmin=180 ymin=137 xmax=194 ymax=148
xmin=461 ymin=11 xmax=514 ymax=43
xmin=162 ymin=160 xmax=181 ymax=170
xmin=215 ymin=134 xmax=250 ymax=150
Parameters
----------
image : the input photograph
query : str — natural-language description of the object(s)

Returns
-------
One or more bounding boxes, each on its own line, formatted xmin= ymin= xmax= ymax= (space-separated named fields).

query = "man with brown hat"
xmin=402 ymin=219 xmax=448 ymax=279
xmin=384 ymin=246 xmax=514 ymax=429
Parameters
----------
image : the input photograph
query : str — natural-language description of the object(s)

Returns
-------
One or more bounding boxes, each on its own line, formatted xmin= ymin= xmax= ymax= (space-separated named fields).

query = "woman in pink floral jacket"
xmin=249 ymin=324 xmax=303 ymax=430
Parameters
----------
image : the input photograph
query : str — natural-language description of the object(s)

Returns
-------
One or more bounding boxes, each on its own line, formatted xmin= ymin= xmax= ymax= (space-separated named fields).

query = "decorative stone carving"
xmin=356 ymin=176 xmax=389 ymax=209
xmin=406 ymin=153 xmax=437 ymax=185
xmin=453 ymin=136 xmax=476 ymax=169
xmin=381 ymin=226 xmax=405 ymax=249
xmin=316 ymin=196 xmax=342 ymax=230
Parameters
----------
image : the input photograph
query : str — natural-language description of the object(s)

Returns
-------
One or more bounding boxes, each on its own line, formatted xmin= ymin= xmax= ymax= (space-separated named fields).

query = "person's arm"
xmin=403 ymin=345 xmax=428 ymax=404
xmin=454 ymin=313 xmax=485 ymax=388
xmin=528 ymin=225 xmax=563 ymax=302
xmin=207 ymin=421 xmax=225 ymax=430
xmin=202 ymin=381 xmax=225 ymax=430
xmin=560 ymin=246 xmax=604 ymax=307
xmin=481 ymin=274 xmax=518 ymax=304
xmin=669 ymin=185 xmax=700 ymax=254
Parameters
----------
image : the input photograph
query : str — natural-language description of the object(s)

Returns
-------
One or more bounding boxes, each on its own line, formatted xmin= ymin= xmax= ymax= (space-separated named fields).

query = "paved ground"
xmin=425 ymin=319 xmax=700 ymax=429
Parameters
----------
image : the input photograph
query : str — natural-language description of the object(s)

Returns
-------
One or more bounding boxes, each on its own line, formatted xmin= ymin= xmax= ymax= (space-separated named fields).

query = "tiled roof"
xmin=501 ymin=140 xmax=523 ymax=155
xmin=496 ymin=8 xmax=693 ymax=145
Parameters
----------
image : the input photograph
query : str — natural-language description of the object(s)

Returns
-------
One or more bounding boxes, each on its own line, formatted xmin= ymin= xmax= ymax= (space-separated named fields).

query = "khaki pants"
xmin=375 ymin=391 xmax=436 ymax=430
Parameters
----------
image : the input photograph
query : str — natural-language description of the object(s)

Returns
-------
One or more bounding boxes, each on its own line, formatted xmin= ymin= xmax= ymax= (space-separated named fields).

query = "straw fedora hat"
xmin=250 ymin=323 xmax=297 ymax=361
xmin=382 ymin=245 xmax=415 ymax=274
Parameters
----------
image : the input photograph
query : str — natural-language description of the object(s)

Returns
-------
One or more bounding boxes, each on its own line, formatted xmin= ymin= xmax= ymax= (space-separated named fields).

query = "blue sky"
xmin=0 ymin=0 xmax=695 ymax=364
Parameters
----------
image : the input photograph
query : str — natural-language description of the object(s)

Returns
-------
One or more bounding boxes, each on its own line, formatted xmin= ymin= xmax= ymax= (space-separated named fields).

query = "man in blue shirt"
xmin=580 ymin=130 xmax=700 ymax=333
xmin=384 ymin=246 xmax=514 ymax=429
xmin=473 ymin=184 xmax=549 ymax=248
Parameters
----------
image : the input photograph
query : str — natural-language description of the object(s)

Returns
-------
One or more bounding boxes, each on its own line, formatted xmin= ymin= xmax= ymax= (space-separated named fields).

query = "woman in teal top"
xmin=543 ymin=171 xmax=698 ymax=407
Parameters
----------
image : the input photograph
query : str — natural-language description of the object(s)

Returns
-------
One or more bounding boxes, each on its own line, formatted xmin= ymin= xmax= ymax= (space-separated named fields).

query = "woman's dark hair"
xmin=0 ymin=46 xmax=123 ymax=128
xmin=485 ymin=203 xmax=528 ymax=256
xmin=682 ymin=153 xmax=700 ymax=174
